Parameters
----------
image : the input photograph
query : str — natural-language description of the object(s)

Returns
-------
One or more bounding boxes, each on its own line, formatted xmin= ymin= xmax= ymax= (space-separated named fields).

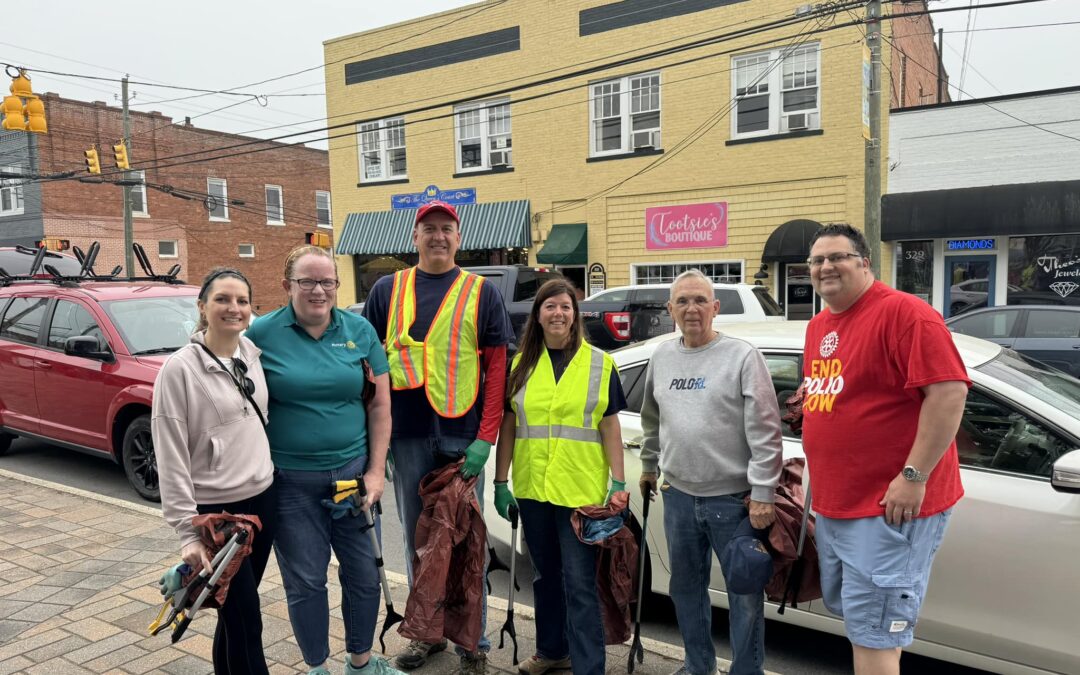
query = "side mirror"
xmin=64 ymin=335 xmax=113 ymax=362
xmin=1051 ymin=449 xmax=1080 ymax=494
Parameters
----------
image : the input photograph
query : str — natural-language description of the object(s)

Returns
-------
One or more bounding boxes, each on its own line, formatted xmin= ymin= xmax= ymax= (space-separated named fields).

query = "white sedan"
xmin=484 ymin=321 xmax=1080 ymax=675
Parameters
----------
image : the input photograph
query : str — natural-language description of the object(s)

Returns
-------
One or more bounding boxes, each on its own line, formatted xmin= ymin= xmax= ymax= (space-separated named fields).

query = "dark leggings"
xmin=196 ymin=481 xmax=277 ymax=675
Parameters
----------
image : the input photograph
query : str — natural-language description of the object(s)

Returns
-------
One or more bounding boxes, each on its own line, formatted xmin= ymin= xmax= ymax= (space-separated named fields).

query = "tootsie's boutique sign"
xmin=645 ymin=202 xmax=728 ymax=250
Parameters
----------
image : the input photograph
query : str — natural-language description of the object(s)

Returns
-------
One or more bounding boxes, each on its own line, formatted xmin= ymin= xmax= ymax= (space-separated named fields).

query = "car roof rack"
xmin=0 ymin=241 xmax=185 ymax=287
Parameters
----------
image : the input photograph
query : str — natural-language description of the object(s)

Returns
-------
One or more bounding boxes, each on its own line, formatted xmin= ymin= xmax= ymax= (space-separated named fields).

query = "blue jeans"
xmin=274 ymin=454 xmax=382 ymax=666
xmin=662 ymin=485 xmax=765 ymax=675
xmin=390 ymin=434 xmax=490 ymax=654
xmin=517 ymin=498 xmax=604 ymax=675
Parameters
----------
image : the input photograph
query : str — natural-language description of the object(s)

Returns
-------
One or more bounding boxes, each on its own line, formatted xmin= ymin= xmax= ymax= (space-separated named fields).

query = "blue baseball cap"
xmin=719 ymin=517 xmax=774 ymax=595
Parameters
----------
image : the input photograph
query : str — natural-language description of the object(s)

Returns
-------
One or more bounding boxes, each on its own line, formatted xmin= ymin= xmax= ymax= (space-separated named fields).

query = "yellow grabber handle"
xmin=332 ymin=479 xmax=361 ymax=504
xmin=148 ymin=600 xmax=185 ymax=635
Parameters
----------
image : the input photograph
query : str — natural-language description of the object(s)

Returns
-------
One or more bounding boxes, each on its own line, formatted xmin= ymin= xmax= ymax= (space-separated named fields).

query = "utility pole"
xmin=864 ymin=0 xmax=882 ymax=277
xmin=937 ymin=28 xmax=945 ymax=103
xmin=121 ymin=75 xmax=134 ymax=276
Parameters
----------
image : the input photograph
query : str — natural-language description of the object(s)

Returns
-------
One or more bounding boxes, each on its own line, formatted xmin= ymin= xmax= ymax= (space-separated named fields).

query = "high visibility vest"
xmin=385 ymin=267 xmax=484 ymax=418
xmin=510 ymin=341 xmax=614 ymax=508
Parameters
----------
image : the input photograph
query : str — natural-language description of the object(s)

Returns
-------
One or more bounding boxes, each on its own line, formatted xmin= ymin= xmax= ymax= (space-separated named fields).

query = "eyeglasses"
xmin=290 ymin=278 xmax=340 ymax=291
xmin=232 ymin=358 xmax=256 ymax=397
xmin=806 ymin=252 xmax=863 ymax=267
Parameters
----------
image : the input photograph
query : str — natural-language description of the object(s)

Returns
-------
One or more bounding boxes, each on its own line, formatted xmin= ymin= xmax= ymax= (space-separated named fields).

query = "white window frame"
xmin=454 ymin=99 xmax=512 ymax=172
xmin=265 ymin=184 xmax=284 ymax=225
xmin=589 ymin=71 xmax=661 ymax=157
xmin=158 ymin=240 xmax=178 ymax=259
xmin=207 ymin=177 xmax=229 ymax=221
xmin=315 ymin=191 xmax=332 ymax=229
xmin=731 ymin=43 xmax=820 ymax=140
xmin=131 ymin=170 xmax=148 ymax=217
xmin=357 ymin=117 xmax=407 ymax=183
xmin=631 ymin=260 xmax=745 ymax=285
xmin=238 ymin=243 xmax=255 ymax=258
xmin=0 ymin=166 xmax=25 ymax=217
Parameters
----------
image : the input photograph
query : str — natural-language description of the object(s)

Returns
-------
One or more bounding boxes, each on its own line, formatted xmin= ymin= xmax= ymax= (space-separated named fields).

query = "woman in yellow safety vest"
xmin=493 ymin=278 xmax=626 ymax=675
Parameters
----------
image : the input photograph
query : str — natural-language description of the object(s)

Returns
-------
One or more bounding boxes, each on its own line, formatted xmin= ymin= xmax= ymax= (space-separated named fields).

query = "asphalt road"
xmin=1 ymin=436 xmax=990 ymax=675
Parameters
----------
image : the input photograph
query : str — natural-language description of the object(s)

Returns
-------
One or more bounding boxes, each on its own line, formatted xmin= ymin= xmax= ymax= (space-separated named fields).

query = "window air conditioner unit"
xmin=490 ymin=150 xmax=511 ymax=167
xmin=785 ymin=113 xmax=809 ymax=131
xmin=632 ymin=130 xmax=660 ymax=150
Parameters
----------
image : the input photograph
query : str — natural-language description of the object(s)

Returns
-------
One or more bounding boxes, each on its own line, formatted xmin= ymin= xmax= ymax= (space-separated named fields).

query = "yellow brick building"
xmin=324 ymin=0 xmax=900 ymax=317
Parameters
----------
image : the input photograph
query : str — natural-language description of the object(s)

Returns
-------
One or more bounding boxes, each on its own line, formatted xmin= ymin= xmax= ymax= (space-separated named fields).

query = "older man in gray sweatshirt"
xmin=640 ymin=269 xmax=783 ymax=675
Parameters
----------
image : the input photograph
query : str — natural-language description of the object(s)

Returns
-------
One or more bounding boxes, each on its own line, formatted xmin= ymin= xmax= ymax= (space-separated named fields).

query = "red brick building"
xmin=0 ymin=94 xmax=330 ymax=312
xmin=889 ymin=0 xmax=951 ymax=109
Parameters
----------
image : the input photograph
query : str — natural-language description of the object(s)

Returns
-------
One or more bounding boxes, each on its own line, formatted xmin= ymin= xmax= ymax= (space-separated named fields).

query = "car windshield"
xmin=752 ymin=287 xmax=784 ymax=316
xmin=102 ymin=296 xmax=199 ymax=354
xmin=976 ymin=349 xmax=1080 ymax=420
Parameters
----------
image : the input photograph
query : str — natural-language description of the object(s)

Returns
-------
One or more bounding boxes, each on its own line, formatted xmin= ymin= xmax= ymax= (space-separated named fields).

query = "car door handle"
xmin=35 ymin=360 xmax=52 ymax=369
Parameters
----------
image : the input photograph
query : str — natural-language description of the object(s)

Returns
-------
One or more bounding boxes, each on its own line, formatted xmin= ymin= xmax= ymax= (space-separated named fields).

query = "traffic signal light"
xmin=0 ymin=70 xmax=46 ymax=134
xmin=25 ymin=97 xmax=47 ymax=133
xmin=0 ymin=93 xmax=24 ymax=131
xmin=113 ymin=141 xmax=130 ymax=170
xmin=306 ymin=232 xmax=331 ymax=248
xmin=84 ymin=148 xmax=101 ymax=175
xmin=35 ymin=238 xmax=70 ymax=251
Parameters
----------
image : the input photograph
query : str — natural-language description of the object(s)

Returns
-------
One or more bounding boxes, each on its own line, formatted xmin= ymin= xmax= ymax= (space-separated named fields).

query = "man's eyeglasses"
xmin=232 ymin=358 xmax=257 ymax=397
xmin=290 ymin=278 xmax=340 ymax=291
xmin=806 ymin=252 xmax=863 ymax=267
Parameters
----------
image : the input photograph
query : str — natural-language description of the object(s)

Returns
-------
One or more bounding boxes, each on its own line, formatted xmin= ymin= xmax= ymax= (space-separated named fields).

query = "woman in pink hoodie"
xmin=153 ymin=268 xmax=276 ymax=674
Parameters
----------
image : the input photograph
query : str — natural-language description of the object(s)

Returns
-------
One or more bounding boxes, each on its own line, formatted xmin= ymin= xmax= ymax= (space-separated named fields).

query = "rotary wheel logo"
xmin=820 ymin=331 xmax=839 ymax=358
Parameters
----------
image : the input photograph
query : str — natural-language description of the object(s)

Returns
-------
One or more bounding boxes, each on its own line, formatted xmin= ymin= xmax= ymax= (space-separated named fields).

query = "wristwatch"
xmin=902 ymin=465 xmax=930 ymax=483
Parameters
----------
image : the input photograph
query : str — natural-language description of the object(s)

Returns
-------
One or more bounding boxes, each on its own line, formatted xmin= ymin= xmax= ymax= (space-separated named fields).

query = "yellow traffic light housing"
xmin=84 ymin=148 xmax=102 ymax=175
xmin=25 ymin=97 xmax=46 ymax=133
xmin=10 ymin=71 xmax=32 ymax=98
xmin=1 ymin=69 xmax=46 ymax=133
xmin=0 ymin=94 xmax=25 ymax=131
xmin=306 ymin=232 xmax=331 ymax=248
xmin=113 ymin=141 xmax=130 ymax=170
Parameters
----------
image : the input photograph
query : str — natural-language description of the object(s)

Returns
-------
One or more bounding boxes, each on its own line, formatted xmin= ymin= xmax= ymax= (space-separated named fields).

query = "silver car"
xmin=485 ymin=322 xmax=1080 ymax=675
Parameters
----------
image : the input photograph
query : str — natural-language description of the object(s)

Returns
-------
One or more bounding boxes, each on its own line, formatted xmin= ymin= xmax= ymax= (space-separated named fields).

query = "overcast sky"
xmin=7 ymin=0 xmax=1077 ymax=146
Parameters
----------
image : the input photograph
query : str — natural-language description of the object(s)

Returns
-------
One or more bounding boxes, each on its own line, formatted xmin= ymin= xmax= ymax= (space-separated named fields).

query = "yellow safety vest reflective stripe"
xmin=510 ymin=342 xmax=614 ymax=508
xmin=385 ymin=267 xmax=484 ymax=418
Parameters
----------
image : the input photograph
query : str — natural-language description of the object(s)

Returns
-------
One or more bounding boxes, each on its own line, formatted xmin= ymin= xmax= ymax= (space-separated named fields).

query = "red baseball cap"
xmin=414 ymin=200 xmax=460 ymax=227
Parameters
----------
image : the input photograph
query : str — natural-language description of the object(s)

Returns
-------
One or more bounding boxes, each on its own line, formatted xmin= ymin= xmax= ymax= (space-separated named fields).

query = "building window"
xmin=895 ymin=240 xmax=934 ymax=303
xmin=732 ymin=44 xmax=820 ymax=139
xmin=358 ymin=117 xmax=407 ymax=182
xmin=239 ymin=243 xmax=255 ymax=258
xmin=1008 ymin=234 xmax=1080 ymax=307
xmin=207 ymin=178 xmax=229 ymax=221
xmin=131 ymin=170 xmax=148 ymax=217
xmin=316 ymin=191 xmax=332 ymax=228
xmin=633 ymin=261 xmax=743 ymax=284
xmin=455 ymin=100 xmax=512 ymax=172
xmin=0 ymin=167 xmax=24 ymax=217
xmin=265 ymin=185 xmax=284 ymax=225
xmin=158 ymin=240 xmax=178 ymax=258
xmin=590 ymin=72 xmax=661 ymax=156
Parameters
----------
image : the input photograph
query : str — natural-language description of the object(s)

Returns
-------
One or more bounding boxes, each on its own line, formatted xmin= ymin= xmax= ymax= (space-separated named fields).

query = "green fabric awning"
xmin=336 ymin=200 xmax=532 ymax=255
xmin=536 ymin=223 xmax=587 ymax=265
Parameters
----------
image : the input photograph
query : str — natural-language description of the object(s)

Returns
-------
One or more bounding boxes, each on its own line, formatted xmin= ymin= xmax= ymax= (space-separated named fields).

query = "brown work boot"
xmin=451 ymin=651 xmax=487 ymax=675
xmin=394 ymin=639 xmax=447 ymax=670
xmin=518 ymin=653 xmax=571 ymax=674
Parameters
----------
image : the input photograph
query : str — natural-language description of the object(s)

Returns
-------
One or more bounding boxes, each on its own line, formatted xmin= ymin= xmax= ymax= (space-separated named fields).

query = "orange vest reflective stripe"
xmin=385 ymin=267 xmax=484 ymax=418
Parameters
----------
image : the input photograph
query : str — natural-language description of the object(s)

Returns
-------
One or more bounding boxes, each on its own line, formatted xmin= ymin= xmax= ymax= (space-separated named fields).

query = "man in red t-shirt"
xmin=801 ymin=224 xmax=970 ymax=675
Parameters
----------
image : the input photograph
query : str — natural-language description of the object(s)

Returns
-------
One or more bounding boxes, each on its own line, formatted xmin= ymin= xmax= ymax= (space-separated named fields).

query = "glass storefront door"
xmin=784 ymin=263 xmax=820 ymax=320
xmin=945 ymin=256 xmax=996 ymax=319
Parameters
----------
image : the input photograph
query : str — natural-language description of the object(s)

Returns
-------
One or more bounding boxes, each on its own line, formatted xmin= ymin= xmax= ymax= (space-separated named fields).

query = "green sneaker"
xmin=307 ymin=667 xmax=331 ymax=675
xmin=346 ymin=654 xmax=406 ymax=674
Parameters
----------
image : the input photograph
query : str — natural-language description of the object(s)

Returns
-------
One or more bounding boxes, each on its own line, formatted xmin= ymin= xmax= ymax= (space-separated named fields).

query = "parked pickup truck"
xmin=465 ymin=265 xmax=563 ymax=347
xmin=580 ymin=283 xmax=784 ymax=350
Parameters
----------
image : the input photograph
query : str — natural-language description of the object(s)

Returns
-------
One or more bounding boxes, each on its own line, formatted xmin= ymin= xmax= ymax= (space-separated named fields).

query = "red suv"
xmin=0 ymin=245 xmax=198 ymax=500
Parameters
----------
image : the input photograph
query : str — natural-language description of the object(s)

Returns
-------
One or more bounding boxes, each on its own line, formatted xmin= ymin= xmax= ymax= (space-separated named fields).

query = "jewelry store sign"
xmin=645 ymin=202 xmax=728 ymax=251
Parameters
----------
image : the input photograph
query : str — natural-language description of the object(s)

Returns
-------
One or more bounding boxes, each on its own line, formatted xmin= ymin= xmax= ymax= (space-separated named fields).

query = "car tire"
xmin=122 ymin=414 xmax=160 ymax=502
xmin=0 ymin=432 xmax=13 ymax=456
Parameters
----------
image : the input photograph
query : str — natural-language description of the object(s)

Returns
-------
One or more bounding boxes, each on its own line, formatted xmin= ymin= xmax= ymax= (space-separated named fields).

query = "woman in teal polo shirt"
xmin=245 ymin=245 xmax=402 ymax=675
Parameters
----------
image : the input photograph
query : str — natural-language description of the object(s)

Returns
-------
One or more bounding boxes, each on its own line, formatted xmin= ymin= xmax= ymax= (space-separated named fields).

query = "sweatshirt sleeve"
xmin=640 ymin=359 xmax=661 ymax=475
xmin=740 ymin=348 xmax=784 ymax=503
xmin=152 ymin=361 xmax=200 ymax=548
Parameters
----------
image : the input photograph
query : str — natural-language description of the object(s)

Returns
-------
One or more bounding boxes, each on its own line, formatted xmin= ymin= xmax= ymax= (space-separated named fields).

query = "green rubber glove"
xmin=606 ymin=478 xmax=627 ymax=505
xmin=494 ymin=482 xmax=517 ymax=521
xmin=460 ymin=439 xmax=492 ymax=478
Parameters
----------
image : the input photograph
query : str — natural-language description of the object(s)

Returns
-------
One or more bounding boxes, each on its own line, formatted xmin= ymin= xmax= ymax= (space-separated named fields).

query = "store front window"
xmin=1008 ymin=235 xmax=1080 ymax=306
xmin=896 ymin=240 xmax=934 ymax=303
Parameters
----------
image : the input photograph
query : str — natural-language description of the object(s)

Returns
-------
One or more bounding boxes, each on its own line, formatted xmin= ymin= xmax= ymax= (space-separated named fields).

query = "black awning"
xmin=883 ymin=180 xmax=1080 ymax=240
xmin=761 ymin=219 xmax=822 ymax=263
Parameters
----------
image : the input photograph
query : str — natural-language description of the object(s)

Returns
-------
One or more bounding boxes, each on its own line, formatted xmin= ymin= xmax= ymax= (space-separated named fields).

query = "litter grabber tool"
xmin=485 ymin=538 xmax=520 ymax=595
xmin=627 ymin=493 xmax=652 ymax=673
xmin=149 ymin=526 xmax=249 ymax=642
xmin=498 ymin=503 xmax=520 ymax=665
xmin=779 ymin=482 xmax=812 ymax=615
xmin=331 ymin=473 xmax=404 ymax=652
